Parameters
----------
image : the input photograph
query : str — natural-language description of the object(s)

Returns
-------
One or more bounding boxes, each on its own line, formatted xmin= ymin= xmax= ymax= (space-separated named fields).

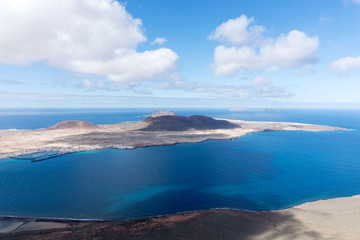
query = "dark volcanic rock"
xmin=0 ymin=209 xmax=309 ymax=240
xmin=141 ymin=115 xmax=239 ymax=131
xmin=47 ymin=120 xmax=99 ymax=130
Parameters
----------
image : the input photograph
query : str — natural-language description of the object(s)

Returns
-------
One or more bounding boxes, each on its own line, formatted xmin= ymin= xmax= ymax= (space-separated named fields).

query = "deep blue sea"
xmin=0 ymin=109 xmax=359 ymax=220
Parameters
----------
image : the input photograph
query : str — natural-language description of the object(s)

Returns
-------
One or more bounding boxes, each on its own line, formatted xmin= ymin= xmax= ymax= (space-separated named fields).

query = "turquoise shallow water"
xmin=0 ymin=109 xmax=359 ymax=220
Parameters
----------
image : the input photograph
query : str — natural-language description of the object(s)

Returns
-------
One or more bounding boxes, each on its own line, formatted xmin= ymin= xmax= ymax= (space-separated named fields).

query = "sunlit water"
xmin=0 ymin=109 xmax=359 ymax=220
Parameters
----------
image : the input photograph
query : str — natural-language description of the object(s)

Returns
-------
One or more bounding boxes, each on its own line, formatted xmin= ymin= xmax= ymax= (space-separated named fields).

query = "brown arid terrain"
xmin=1 ymin=195 xmax=360 ymax=240
xmin=0 ymin=115 xmax=345 ymax=158
xmin=46 ymin=120 xmax=99 ymax=130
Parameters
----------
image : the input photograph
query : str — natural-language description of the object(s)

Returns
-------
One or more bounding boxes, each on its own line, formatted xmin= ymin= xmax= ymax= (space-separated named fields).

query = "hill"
xmin=141 ymin=115 xmax=239 ymax=131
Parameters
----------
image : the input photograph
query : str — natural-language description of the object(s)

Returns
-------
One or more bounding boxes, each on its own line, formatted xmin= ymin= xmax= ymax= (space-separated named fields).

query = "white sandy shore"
xmin=0 ymin=220 xmax=68 ymax=234
xmin=264 ymin=195 xmax=360 ymax=240
xmin=0 ymin=195 xmax=359 ymax=239
xmin=289 ymin=195 xmax=360 ymax=239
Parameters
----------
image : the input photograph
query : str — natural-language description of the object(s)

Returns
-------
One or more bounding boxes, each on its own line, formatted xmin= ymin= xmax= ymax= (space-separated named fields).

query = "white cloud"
xmin=80 ymin=79 xmax=94 ymax=91
xmin=212 ymin=45 xmax=259 ymax=76
xmin=252 ymin=76 xmax=270 ymax=85
xmin=329 ymin=56 xmax=360 ymax=74
xmin=247 ymin=77 xmax=292 ymax=98
xmin=0 ymin=0 xmax=178 ymax=85
xmin=260 ymin=30 xmax=318 ymax=67
xmin=208 ymin=15 xmax=265 ymax=45
xmin=70 ymin=48 xmax=178 ymax=83
xmin=196 ymin=78 xmax=292 ymax=98
xmin=155 ymin=82 xmax=170 ymax=88
xmin=79 ymin=78 xmax=122 ymax=91
xmin=210 ymin=16 xmax=319 ymax=77
xmin=151 ymin=37 xmax=167 ymax=45
xmin=156 ymin=76 xmax=292 ymax=99
xmin=266 ymin=65 xmax=280 ymax=72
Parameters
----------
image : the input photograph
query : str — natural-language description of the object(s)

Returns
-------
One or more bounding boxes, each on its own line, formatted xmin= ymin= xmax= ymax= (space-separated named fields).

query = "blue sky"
xmin=0 ymin=0 xmax=359 ymax=108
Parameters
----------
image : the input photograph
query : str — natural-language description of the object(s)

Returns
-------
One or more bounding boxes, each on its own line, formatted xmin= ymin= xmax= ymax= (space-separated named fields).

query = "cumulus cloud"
xmin=329 ymin=56 xmax=360 ymax=74
xmin=0 ymin=0 xmax=178 ymax=85
xmin=210 ymin=16 xmax=319 ymax=77
xmin=208 ymin=15 xmax=265 ymax=45
xmin=260 ymin=30 xmax=318 ymax=67
xmin=151 ymin=37 xmax=167 ymax=45
xmin=70 ymin=48 xmax=178 ymax=82
xmin=213 ymin=45 xmax=259 ymax=76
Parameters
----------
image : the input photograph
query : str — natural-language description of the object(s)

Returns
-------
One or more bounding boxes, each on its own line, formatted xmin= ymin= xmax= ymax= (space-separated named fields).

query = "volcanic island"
xmin=0 ymin=114 xmax=345 ymax=159
xmin=1 ymin=113 xmax=359 ymax=240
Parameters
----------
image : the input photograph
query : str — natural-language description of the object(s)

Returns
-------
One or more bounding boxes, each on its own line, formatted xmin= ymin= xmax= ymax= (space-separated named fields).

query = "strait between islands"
xmin=1 ymin=114 xmax=359 ymax=240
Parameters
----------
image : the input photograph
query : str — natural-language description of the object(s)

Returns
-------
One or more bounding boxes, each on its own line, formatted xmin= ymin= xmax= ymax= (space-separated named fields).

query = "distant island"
xmin=0 ymin=113 xmax=345 ymax=159
xmin=141 ymin=109 xmax=176 ymax=117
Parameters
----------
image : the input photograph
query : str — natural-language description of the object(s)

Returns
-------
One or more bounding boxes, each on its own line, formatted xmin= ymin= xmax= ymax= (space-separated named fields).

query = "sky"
xmin=0 ymin=0 xmax=360 ymax=109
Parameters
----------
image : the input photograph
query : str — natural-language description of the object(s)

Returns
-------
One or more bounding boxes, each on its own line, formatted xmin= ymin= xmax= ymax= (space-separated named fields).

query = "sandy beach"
xmin=1 ymin=195 xmax=359 ymax=239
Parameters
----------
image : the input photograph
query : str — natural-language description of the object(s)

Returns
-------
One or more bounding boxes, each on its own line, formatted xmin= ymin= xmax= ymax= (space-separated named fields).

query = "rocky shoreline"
xmin=0 ymin=144 xmax=134 ymax=160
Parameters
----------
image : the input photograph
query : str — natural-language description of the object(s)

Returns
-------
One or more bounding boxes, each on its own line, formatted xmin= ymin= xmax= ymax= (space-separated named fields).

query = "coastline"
xmin=0 ymin=118 xmax=355 ymax=239
xmin=1 ymin=194 xmax=359 ymax=239
xmin=0 ymin=144 xmax=134 ymax=159
xmin=0 ymin=119 xmax=346 ymax=159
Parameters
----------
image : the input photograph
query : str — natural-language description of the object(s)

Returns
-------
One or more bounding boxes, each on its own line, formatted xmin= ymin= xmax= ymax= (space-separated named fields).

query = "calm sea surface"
xmin=0 ymin=109 xmax=359 ymax=220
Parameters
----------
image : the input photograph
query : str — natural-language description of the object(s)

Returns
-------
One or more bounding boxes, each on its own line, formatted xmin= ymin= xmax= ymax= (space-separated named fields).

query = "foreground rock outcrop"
xmin=1 ymin=195 xmax=359 ymax=239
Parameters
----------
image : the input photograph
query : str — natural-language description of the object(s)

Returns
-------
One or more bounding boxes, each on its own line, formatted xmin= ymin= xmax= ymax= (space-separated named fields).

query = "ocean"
xmin=0 ymin=109 xmax=359 ymax=220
